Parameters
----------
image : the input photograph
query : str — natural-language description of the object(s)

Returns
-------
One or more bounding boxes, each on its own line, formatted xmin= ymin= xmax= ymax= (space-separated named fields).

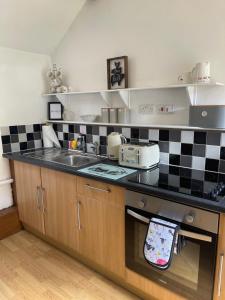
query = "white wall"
xmin=0 ymin=46 xmax=51 ymax=126
xmin=52 ymin=0 xmax=225 ymax=125
xmin=0 ymin=46 xmax=51 ymax=204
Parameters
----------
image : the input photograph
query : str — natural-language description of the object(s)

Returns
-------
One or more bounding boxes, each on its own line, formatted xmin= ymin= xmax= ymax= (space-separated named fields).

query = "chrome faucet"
xmin=77 ymin=135 xmax=86 ymax=153
xmin=90 ymin=141 xmax=99 ymax=156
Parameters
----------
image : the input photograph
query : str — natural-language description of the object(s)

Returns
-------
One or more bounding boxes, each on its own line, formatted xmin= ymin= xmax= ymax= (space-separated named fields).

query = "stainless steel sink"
xmin=22 ymin=148 xmax=62 ymax=159
xmin=22 ymin=148 xmax=103 ymax=168
xmin=51 ymin=153 xmax=100 ymax=167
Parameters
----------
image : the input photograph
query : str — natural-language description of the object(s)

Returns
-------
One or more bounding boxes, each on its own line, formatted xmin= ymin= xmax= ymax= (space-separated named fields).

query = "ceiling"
xmin=0 ymin=0 xmax=86 ymax=55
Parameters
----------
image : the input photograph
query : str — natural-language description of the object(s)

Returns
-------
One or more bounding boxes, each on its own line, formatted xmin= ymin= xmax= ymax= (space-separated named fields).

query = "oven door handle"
xmin=127 ymin=209 xmax=150 ymax=224
xmin=127 ymin=209 xmax=212 ymax=243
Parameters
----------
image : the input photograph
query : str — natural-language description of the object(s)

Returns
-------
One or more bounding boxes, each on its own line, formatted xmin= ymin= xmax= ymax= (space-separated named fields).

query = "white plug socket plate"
xmin=138 ymin=104 xmax=154 ymax=114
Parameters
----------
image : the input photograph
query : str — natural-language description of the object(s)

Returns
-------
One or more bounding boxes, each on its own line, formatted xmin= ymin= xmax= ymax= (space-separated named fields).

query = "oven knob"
xmin=184 ymin=213 xmax=195 ymax=224
xmin=138 ymin=199 xmax=146 ymax=209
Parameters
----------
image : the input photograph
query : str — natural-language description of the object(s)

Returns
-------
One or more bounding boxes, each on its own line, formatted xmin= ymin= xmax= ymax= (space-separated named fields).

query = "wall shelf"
xmin=43 ymin=88 xmax=131 ymax=108
xmin=43 ymin=82 xmax=224 ymax=107
xmin=46 ymin=119 xmax=225 ymax=131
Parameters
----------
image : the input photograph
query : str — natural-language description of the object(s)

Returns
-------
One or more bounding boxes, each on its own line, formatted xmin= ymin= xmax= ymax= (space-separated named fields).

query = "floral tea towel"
xmin=144 ymin=217 xmax=180 ymax=270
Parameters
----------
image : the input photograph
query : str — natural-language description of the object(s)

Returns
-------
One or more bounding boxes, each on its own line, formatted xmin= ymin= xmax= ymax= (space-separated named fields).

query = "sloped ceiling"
xmin=0 ymin=0 xmax=86 ymax=54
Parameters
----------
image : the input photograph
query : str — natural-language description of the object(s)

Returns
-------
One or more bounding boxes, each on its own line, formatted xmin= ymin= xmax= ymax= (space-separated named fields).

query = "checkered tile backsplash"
xmin=1 ymin=124 xmax=43 ymax=153
xmin=52 ymin=123 xmax=225 ymax=174
xmin=2 ymin=122 xmax=225 ymax=175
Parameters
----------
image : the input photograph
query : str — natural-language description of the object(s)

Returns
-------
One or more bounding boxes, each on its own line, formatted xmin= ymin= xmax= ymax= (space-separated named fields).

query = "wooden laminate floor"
xmin=0 ymin=231 xmax=139 ymax=300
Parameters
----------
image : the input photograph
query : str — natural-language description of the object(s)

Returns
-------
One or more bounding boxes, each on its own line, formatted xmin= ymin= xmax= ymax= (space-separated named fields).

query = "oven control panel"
xmin=138 ymin=198 xmax=146 ymax=209
xmin=126 ymin=190 xmax=219 ymax=234
xmin=184 ymin=213 xmax=195 ymax=224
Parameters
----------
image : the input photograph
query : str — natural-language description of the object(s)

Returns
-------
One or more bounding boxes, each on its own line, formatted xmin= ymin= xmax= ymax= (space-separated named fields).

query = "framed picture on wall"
xmin=107 ymin=56 xmax=128 ymax=90
xmin=48 ymin=102 xmax=64 ymax=120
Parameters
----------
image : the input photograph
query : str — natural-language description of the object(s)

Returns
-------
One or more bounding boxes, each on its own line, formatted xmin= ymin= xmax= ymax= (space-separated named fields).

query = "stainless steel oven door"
xmin=125 ymin=206 xmax=218 ymax=300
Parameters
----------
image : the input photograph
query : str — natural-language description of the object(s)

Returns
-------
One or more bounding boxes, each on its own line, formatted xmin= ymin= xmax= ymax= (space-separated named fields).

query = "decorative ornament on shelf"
xmin=46 ymin=64 xmax=70 ymax=93
xmin=107 ymin=56 xmax=128 ymax=90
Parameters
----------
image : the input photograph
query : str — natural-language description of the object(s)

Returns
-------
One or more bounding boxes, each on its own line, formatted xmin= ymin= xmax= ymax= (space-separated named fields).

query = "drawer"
xmin=77 ymin=176 xmax=112 ymax=200
xmin=77 ymin=176 xmax=125 ymax=208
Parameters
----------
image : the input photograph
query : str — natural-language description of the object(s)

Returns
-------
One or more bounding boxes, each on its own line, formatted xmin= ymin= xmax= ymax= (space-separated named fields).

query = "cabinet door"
xmin=41 ymin=168 xmax=79 ymax=251
xmin=77 ymin=177 xmax=125 ymax=278
xmin=214 ymin=214 xmax=225 ymax=300
xmin=14 ymin=161 xmax=44 ymax=234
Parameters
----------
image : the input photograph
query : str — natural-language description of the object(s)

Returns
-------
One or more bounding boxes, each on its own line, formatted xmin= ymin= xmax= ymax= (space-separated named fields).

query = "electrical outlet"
xmin=138 ymin=104 xmax=154 ymax=114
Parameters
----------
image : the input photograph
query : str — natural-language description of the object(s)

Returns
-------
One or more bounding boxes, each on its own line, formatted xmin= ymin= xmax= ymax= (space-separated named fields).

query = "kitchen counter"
xmin=4 ymin=148 xmax=225 ymax=213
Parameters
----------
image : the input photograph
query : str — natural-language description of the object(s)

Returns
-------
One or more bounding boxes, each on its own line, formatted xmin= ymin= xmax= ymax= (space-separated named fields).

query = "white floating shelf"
xmin=42 ymin=82 xmax=224 ymax=107
xmin=42 ymin=82 xmax=224 ymax=96
xmin=46 ymin=120 xmax=225 ymax=131
xmin=43 ymin=88 xmax=131 ymax=107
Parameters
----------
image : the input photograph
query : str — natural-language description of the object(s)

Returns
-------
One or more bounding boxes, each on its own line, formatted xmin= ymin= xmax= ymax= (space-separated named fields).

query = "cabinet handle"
xmin=77 ymin=201 xmax=81 ymax=230
xmin=36 ymin=186 xmax=41 ymax=210
xmin=41 ymin=187 xmax=46 ymax=214
xmin=218 ymin=253 xmax=224 ymax=297
xmin=85 ymin=184 xmax=110 ymax=193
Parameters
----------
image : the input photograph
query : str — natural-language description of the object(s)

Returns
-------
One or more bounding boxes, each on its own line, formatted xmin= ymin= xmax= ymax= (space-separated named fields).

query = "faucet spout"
xmin=77 ymin=135 xmax=86 ymax=153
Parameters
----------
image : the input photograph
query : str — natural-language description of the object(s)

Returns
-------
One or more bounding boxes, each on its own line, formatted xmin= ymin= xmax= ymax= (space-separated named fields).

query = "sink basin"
xmin=51 ymin=154 xmax=100 ymax=167
xmin=22 ymin=148 xmax=62 ymax=160
xmin=22 ymin=148 xmax=103 ymax=168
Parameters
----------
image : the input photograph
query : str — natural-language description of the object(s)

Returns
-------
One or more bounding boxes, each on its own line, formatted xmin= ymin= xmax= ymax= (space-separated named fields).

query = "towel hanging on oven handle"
xmin=127 ymin=209 xmax=212 ymax=243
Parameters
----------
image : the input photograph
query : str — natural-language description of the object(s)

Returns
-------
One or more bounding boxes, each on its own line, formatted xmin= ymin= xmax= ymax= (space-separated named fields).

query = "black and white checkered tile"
xmin=2 ymin=122 xmax=225 ymax=175
xmin=159 ymin=164 xmax=225 ymax=195
xmin=52 ymin=123 xmax=225 ymax=174
xmin=1 ymin=124 xmax=43 ymax=153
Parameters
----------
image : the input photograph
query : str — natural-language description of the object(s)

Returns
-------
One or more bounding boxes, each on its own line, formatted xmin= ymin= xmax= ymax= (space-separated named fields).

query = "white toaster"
xmin=119 ymin=143 xmax=160 ymax=169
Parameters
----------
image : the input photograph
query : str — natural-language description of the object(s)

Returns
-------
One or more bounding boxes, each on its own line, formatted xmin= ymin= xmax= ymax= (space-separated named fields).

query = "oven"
xmin=125 ymin=190 xmax=219 ymax=300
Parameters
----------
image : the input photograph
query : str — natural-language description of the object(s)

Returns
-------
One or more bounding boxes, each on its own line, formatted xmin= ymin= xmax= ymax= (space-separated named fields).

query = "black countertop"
xmin=4 ymin=149 xmax=225 ymax=214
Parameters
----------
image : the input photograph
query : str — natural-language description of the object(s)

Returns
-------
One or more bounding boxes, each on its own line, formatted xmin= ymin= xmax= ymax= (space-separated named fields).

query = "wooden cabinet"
xmin=14 ymin=162 xmax=125 ymax=279
xmin=77 ymin=177 xmax=125 ymax=278
xmin=14 ymin=161 xmax=44 ymax=234
xmin=214 ymin=214 xmax=225 ymax=300
xmin=41 ymin=168 xmax=79 ymax=251
xmin=14 ymin=162 xmax=79 ymax=251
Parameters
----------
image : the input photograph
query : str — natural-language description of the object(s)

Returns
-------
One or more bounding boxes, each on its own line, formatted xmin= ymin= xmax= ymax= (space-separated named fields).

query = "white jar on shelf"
xmin=101 ymin=108 xmax=110 ymax=123
xmin=109 ymin=108 xmax=118 ymax=123
xmin=118 ymin=108 xmax=130 ymax=123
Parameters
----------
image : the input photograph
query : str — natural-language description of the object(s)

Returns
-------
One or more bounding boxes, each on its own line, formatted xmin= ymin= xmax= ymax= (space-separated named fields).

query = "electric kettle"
xmin=107 ymin=132 xmax=127 ymax=160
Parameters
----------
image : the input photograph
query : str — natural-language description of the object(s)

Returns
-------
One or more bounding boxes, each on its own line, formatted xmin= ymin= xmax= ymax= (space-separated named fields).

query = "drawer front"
xmin=77 ymin=176 xmax=124 ymax=208
xmin=77 ymin=176 xmax=112 ymax=200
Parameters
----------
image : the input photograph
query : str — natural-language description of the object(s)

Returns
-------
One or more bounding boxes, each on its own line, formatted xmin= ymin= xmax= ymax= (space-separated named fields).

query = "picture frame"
xmin=107 ymin=56 xmax=128 ymax=90
xmin=48 ymin=102 xmax=64 ymax=120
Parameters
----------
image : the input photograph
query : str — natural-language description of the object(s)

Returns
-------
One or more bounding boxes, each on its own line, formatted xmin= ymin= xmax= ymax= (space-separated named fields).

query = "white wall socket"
xmin=138 ymin=104 xmax=154 ymax=114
